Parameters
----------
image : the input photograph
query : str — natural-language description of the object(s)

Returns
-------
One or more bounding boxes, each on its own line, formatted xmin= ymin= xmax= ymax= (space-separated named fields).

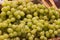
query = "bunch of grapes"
xmin=0 ymin=0 xmax=60 ymax=40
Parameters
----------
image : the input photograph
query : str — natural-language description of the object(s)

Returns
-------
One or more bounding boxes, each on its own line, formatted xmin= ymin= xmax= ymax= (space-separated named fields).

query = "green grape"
xmin=6 ymin=19 xmax=11 ymax=23
xmin=44 ymin=9 xmax=48 ymax=13
xmin=9 ymin=33 xmax=14 ymax=37
xmin=26 ymin=14 xmax=32 ymax=19
xmin=0 ymin=30 xmax=2 ymax=35
xmin=39 ymin=20 xmax=45 ymax=24
xmin=57 ymin=29 xmax=60 ymax=33
xmin=11 ymin=25 xmax=17 ymax=29
xmin=19 ymin=11 xmax=25 ymax=16
xmin=45 ymin=31 xmax=50 ymax=38
xmin=0 ymin=35 xmax=4 ymax=40
xmin=14 ymin=10 xmax=20 ymax=16
xmin=40 ymin=31 xmax=45 ymax=36
xmin=32 ymin=20 xmax=38 ymax=24
xmin=54 ymin=31 xmax=58 ymax=35
xmin=15 ymin=37 xmax=20 ymax=40
xmin=55 ymin=25 xmax=59 ymax=29
xmin=23 ymin=18 xmax=27 ymax=22
xmin=43 ymin=16 xmax=48 ymax=20
xmin=13 ymin=32 xmax=17 ymax=37
xmin=33 ymin=12 xmax=38 ymax=16
xmin=8 ymin=23 xmax=12 ymax=28
xmin=2 ymin=22 xmax=8 ymax=28
xmin=17 ymin=5 xmax=23 ymax=10
xmin=27 ymin=33 xmax=31 ymax=37
xmin=44 ymin=22 xmax=49 ymax=27
xmin=3 ymin=34 xmax=9 ymax=39
xmin=0 ymin=19 xmax=2 ymax=22
xmin=0 ymin=23 xmax=2 ymax=28
xmin=27 ymin=22 xmax=32 ymax=27
xmin=32 ymin=25 xmax=36 ymax=29
xmin=27 ymin=19 xmax=32 ymax=22
xmin=9 ymin=15 xmax=13 ymax=18
xmin=7 ymin=28 xmax=13 ymax=33
xmin=39 ymin=9 xmax=44 ymax=14
xmin=51 ymin=34 xmax=55 ymax=38
xmin=44 ymin=37 xmax=47 ymax=40
xmin=40 ymin=36 xmax=45 ymax=40
xmin=49 ymin=30 xmax=53 ymax=34
xmin=7 ymin=11 xmax=12 ymax=15
xmin=23 ymin=7 xmax=27 ymax=12
xmin=31 ymin=29 xmax=36 ymax=35
xmin=51 ymin=15 xmax=55 ymax=19
xmin=25 ymin=25 xmax=30 ymax=32
xmin=1 ymin=12 xmax=6 ymax=16
xmin=11 ymin=8 xmax=16 ymax=13
xmin=34 ymin=38 xmax=39 ymax=40
xmin=48 ymin=24 xmax=54 ymax=29
xmin=38 ymin=4 xmax=45 ymax=9
xmin=11 ymin=1 xmax=18 ymax=8
xmin=22 ymin=38 xmax=26 ymax=40
xmin=10 ymin=17 xmax=15 ymax=22
xmin=16 ymin=15 xmax=21 ymax=19
xmin=2 ymin=2 xmax=7 ymax=6
xmin=29 ymin=36 xmax=34 ymax=40
xmin=36 ymin=27 xmax=42 ymax=31
xmin=1 ymin=6 xmax=10 ymax=12
xmin=20 ymin=21 xmax=25 ymax=24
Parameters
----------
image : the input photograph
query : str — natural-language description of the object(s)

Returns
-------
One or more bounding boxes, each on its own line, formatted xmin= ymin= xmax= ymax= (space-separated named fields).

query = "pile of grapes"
xmin=0 ymin=0 xmax=60 ymax=40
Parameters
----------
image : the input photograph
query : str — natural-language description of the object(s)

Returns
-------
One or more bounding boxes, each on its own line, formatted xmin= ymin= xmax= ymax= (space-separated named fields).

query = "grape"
xmin=15 ymin=37 xmax=20 ymax=40
xmin=40 ymin=31 xmax=45 ymax=36
xmin=7 ymin=28 xmax=13 ymax=33
xmin=2 ymin=22 xmax=8 ymax=28
xmin=45 ymin=31 xmax=50 ymax=38
xmin=49 ymin=30 xmax=53 ymax=34
xmin=19 ymin=11 xmax=25 ymax=16
xmin=34 ymin=38 xmax=39 ymax=40
xmin=11 ymin=1 xmax=18 ymax=8
xmin=1 ymin=6 xmax=10 ymax=12
xmin=10 ymin=17 xmax=16 ymax=22
xmin=33 ymin=12 xmax=38 ymax=16
xmin=40 ymin=36 xmax=45 ymax=40
xmin=9 ymin=15 xmax=13 ymax=18
xmin=1 ymin=12 xmax=6 ymax=16
xmin=0 ymin=36 xmax=4 ymax=40
xmin=7 ymin=11 xmax=12 ymax=15
xmin=9 ymin=33 xmax=14 ymax=37
xmin=57 ymin=29 xmax=60 ymax=33
xmin=26 ymin=14 xmax=32 ymax=19
xmin=17 ymin=5 xmax=23 ymax=10
xmin=14 ymin=10 xmax=20 ymax=16
xmin=54 ymin=31 xmax=58 ymax=35
xmin=27 ymin=22 xmax=32 ymax=27
xmin=51 ymin=34 xmax=55 ymax=38
xmin=39 ymin=9 xmax=44 ymax=14
xmin=1 ymin=0 xmax=60 ymax=40
xmin=31 ymin=29 xmax=36 ymax=35
xmin=11 ymin=8 xmax=16 ymax=13
xmin=16 ymin=15 xmax=21 ymax=19
xmin=29 ymin=36 xmax=34 ymax=40
xmin=3 ymin=34 xmax=9 ymax=39
xmin=22 ymin=38 xmax=26 ymax=40
xmin=44 ymin=9 xmax=48 ymax=13
xmin=0 ymin=30 xmax=2 ymax=35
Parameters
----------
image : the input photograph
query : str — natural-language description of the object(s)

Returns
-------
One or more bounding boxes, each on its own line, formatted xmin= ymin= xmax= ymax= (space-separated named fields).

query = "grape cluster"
xmin=0 ymin=0 xmax=60 ymax=40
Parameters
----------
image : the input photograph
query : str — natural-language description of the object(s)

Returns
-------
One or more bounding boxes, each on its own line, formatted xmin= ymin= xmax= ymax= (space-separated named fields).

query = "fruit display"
xmin=0 ymin=0 xmax=60 ymax=40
